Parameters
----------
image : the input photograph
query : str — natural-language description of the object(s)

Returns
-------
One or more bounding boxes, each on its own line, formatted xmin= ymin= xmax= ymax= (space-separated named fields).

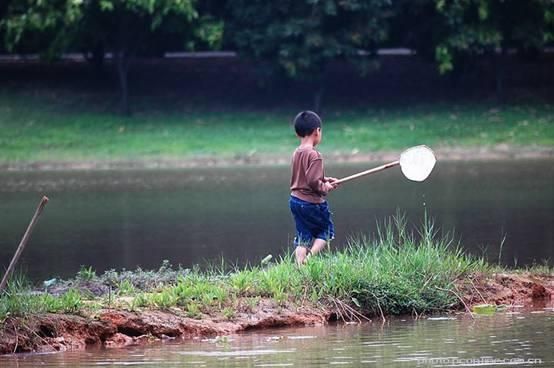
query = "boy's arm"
xmin=306 ymin=156 xmax=335 ymax=195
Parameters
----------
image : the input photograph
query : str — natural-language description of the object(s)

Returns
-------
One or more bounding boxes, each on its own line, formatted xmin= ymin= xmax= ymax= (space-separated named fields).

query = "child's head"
xmin=293 ymin=111 xmax=322 ymax=144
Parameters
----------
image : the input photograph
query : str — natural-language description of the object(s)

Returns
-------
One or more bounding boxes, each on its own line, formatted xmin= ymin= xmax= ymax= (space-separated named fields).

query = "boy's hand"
xmin=323 ymin=182 xmax=335 ymax=192
xmin=323 ymin=178 xmax=339 ymax=192
xmin=325 ymin=177 xmax=340 ymax=189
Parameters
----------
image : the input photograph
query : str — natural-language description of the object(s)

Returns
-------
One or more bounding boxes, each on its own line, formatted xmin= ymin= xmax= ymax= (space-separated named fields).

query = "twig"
xmin=334 ymin=298 xmax=370 ymax=323
xmin=11 ymin=319 xmax=19 ymax=354
xmin=435 ymin=286 xmax=474 ymax=319
xmin=371 ymin=292 xmax=386 ymax=323
xmin=468 ymin=277 xmax=487 ymax=304
xmin=330 ymin=297 xmax=345 ymax=322
xmin=19 ymin=320 xmax=55 ymax=351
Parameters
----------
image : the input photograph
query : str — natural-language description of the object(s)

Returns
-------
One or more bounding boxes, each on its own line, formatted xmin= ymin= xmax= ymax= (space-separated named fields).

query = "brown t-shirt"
xmin=290 ymin=147 xmax=328 ymax=203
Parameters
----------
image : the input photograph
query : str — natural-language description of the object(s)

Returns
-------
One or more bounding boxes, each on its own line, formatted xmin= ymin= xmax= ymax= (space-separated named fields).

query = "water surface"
xmin=0 ymin=160 xmax=552 ymax=280
xmin=1 ymin=310 xmax=553 ymax=367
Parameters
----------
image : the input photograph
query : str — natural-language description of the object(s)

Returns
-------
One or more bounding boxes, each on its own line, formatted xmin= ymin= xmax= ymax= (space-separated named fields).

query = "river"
xmin=0 ymin=160 xmax=552 ymax=281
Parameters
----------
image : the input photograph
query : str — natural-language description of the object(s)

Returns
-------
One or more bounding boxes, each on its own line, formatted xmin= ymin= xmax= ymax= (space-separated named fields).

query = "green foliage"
xmin=130 ymin=293 xmax=149 ymax=309
xmin=171 ymin=275 xmax=230 ymax=308
xmin=243 ymin=296 xmax=260 ymax=312
xmin=148 ymin=289 xmax=178 ymax=309
xmin=185 ymin=301 xmax=201 ymax=318
xmin=77 ymin=265 xmax=96 ymax=282
xmin=0 ymin=216 xmax=546 ymax=323
xmin=222 ymin=306 xmax=235 ymax=320
xmin=1 ymin=0 xmax=83 ymax=57
xmin=222 ymin=214 xmax=488 ymax=315
xmin=88 ymin=262 xmax=190 ymax=293
xmin=1 ymin=0 xmax=552 ymax=84
xmin=0 ymin=276 xmax=84 ymax=322
xmin=230 ymin=269 xmax=259 ymax=295
xmin=433 ymin=0 xmax=553 ymax=73
xmin=226 ymin=0 xmax=393 ymax=80
xmin=1 ymin=0 xmax=222 ymax=113
xmin=0 ymin=274 xmax=34 ymax=322
xmin=1 ymin=0 xmax=202 ymax=51
xmin=41 ymin=289 xmax=83 ymax=314
xmin=117 ymin=279 xmax=137 ymax=296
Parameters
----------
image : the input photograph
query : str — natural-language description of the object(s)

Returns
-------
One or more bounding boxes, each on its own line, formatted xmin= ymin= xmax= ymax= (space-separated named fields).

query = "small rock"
xmin=105 ymin=333 xmax=134 ymax=348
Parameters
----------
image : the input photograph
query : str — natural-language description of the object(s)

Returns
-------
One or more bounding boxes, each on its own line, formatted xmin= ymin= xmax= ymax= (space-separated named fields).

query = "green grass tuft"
xmin=0 ymin=216 xmax=502 ymax=322
xmin=0 ymin=275 xmax=84 ymax=322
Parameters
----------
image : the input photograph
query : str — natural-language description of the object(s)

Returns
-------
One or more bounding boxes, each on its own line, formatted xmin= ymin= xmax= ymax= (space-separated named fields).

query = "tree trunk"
xmin=313 ymin=87 xmax=326 ymax=114
xmin=494 ymin=47 xmax=506 ymax=103
xmin=115 ymin=50 xmax=130 ymax=116
xmin=313 ymin=73 xmax=326 ymax=114
xmin=91 ymin=42 xmax=105 ymax=74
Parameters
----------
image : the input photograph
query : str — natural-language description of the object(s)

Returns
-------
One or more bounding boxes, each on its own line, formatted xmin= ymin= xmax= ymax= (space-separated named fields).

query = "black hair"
xmin=293 ymin=110 xmax=322 ymax=137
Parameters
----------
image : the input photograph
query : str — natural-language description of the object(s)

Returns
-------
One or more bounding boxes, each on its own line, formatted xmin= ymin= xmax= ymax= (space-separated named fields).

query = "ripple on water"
xmin=0 ymin=313 xmax=552 ymax=367
xmin=174 ymin=349 xmax=296 ymax=357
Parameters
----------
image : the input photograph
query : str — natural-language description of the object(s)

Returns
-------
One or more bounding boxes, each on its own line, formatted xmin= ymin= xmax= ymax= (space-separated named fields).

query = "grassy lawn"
xmin=0 ymin=92 xmax=552 ymax=163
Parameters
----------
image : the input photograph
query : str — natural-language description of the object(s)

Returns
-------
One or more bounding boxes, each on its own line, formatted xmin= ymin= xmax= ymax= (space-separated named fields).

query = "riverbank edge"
xmin=0 ymin=272 xmax=552 ymax=355
xmin=2 ymin=146 xmax=553 ymax=171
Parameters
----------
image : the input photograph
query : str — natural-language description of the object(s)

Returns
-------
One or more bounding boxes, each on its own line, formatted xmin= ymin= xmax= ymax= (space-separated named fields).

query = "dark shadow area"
xmin=1 ymin=54 xmax=553 ymax=113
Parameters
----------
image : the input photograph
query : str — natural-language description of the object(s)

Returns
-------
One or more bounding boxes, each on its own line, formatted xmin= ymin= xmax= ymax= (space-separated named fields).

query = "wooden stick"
xmin=335 ymin=160 xmax=400 ymax=184
xmin=0 ymin=196 xmax=49 ymax=292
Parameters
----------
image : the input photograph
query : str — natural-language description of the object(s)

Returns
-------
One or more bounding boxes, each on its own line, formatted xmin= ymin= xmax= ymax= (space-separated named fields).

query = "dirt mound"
xmin=457 ymin=272 xmax=553 ymax=307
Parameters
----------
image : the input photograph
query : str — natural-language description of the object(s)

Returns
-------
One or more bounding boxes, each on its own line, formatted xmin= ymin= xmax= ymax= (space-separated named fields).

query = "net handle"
xmin=334 ymin=160 xmax=400 ymax=184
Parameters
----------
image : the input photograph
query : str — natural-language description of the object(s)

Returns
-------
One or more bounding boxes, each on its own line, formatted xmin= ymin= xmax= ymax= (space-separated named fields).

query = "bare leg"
xmin=295 ymin=246 xmax=308 ymax=265
xmin=310 ymin=238 xmax=327 ymax=257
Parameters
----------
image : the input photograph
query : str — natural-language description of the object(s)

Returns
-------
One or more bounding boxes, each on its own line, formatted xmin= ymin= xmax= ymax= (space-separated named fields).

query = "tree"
xmin=387 ymin=0 xmax=444 ymax=61
xmin=0 ymin=1 xmax=10 ymax=52
xmin=2 ymin=0 xmax=83 ymax=58
xmin=433 ymin=0 xmax=554 ymax=96
xmin=389 ymin=0 xmax=553 ymax=98
xmin=2 ymin=0 xmax=222 ymax=114
xmin=226 ymin=0 xmax=394 ymax=111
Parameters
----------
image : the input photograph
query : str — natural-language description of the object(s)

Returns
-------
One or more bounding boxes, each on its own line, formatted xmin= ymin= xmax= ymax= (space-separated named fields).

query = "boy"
xmin=289 ymin=111 xmax=338 ymax=265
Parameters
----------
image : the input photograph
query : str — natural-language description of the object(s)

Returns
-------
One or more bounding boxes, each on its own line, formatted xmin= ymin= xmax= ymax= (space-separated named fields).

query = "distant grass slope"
xmin=0 ymin=92 xmax=552 ymax=163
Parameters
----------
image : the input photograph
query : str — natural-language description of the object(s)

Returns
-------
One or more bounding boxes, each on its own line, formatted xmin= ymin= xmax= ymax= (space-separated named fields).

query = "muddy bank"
xmin=0 ymin=272 xmax=552 ymax=355
xmin=2 ymin=146 xmax=553 ymax=171
xmin=0 ymin=301 xmax=328 ymax=355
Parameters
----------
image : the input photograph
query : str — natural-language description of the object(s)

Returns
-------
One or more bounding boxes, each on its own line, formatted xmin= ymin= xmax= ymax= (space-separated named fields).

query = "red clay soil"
xmin=0 ymin=272 xmax=552 ymax=355
xmin=456 ymin=272 xmax=554 ymax=308
xmin=0 ymin=301 xmax=329 ymax=355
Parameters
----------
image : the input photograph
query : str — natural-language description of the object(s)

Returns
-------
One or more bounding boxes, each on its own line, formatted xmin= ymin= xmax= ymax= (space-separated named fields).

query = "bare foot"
xmin=295 ymin=246 xmax=308 ymax=265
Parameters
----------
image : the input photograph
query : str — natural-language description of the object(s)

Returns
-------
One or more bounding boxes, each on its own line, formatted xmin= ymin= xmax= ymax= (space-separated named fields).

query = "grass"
xmin=0 ymin=215 xmax=493 ymax=322
xmin=0 ymin=274 xmax=84 ymax=324
xmin=0 ymin=91 xmax=552 ymax=163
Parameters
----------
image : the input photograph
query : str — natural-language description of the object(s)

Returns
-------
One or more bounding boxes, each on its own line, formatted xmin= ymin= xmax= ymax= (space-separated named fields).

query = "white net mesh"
xmin=399 ymin=145 xmax=437 ymax=182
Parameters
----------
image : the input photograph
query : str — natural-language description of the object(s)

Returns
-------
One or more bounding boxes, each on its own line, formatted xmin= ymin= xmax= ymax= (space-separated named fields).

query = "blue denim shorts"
xmin=289 ymin=195 xmax=335 ymax=247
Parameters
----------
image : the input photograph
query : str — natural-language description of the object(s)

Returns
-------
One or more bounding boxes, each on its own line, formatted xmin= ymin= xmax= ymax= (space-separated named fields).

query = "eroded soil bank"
xmin=0 ymin=302 xmax=328 ymax=355
xmin=0 ymin=272 xmax=552 ymax=355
